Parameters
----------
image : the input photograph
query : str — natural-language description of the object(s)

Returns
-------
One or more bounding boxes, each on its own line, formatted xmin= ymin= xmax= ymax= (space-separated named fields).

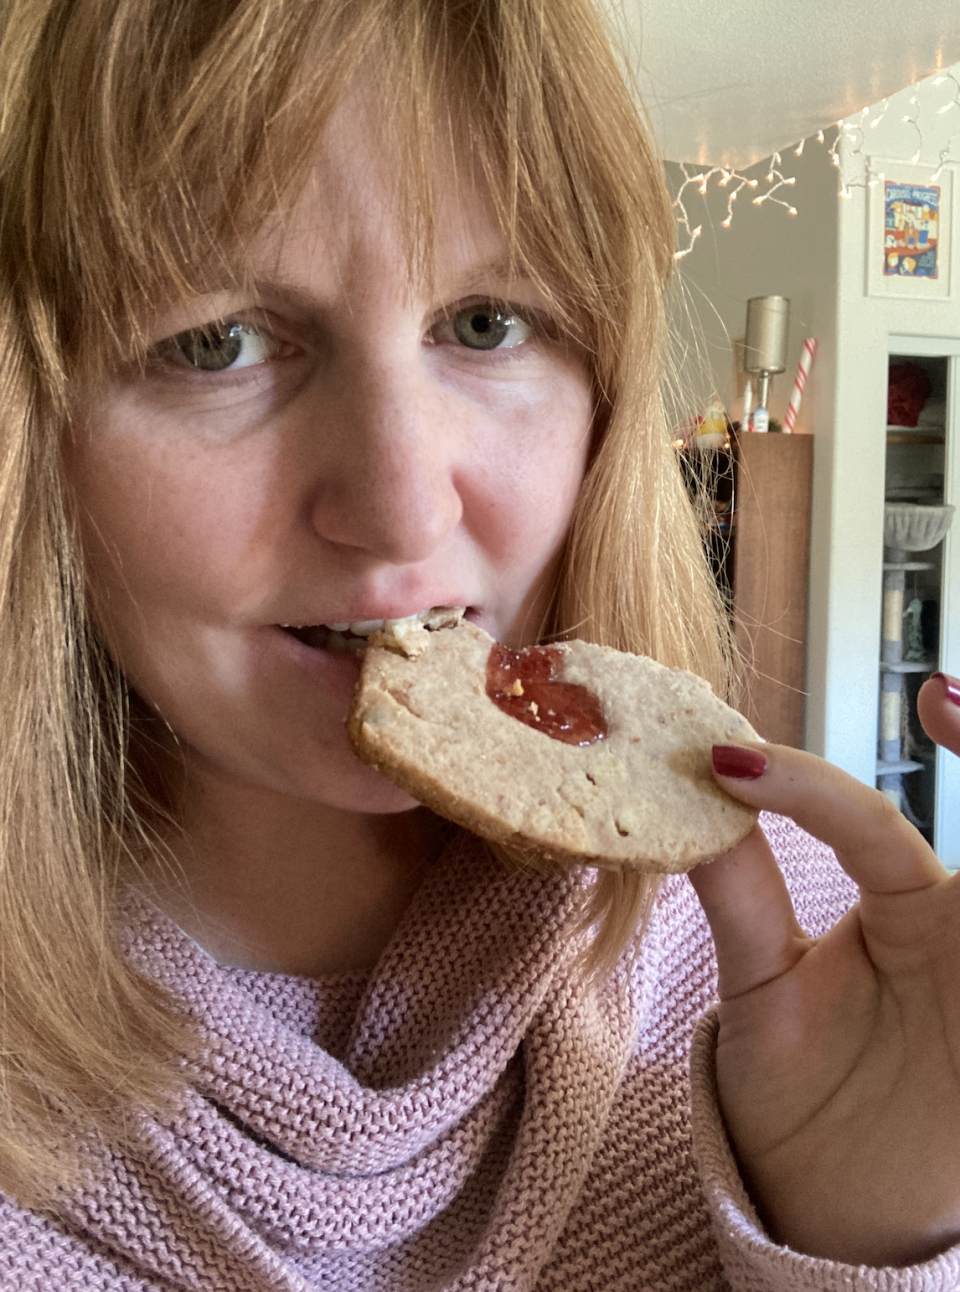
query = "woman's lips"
xmin=267 ymin=625 xmax=364 ymax=703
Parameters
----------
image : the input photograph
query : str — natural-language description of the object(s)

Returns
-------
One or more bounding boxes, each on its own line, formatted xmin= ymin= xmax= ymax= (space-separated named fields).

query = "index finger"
xmin=917 ymin=673 xmax=960 ymax=757
xmin=711 ymin=743 xmax=948 ymax=895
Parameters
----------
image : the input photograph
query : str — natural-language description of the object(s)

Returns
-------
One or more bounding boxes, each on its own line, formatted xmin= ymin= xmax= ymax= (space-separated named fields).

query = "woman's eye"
xmin=158 ymin=321 xmax=279 ymax=372
xmin=451 ymin=306 xmax=532 ymax=351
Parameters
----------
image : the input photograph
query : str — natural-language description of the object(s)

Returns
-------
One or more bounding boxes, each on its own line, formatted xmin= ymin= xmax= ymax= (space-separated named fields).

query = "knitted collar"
xmin=55 ymin=835 xmax=642 ymax=1292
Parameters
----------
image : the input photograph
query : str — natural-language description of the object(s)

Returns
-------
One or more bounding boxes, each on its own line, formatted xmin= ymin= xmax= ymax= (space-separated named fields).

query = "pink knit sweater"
xmin=2 ymin=814 xmax=959 ymax=1290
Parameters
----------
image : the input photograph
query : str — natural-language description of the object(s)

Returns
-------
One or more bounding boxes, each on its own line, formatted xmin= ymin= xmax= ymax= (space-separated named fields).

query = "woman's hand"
xmin=688 ymin=672 xmax=960 ymax=1267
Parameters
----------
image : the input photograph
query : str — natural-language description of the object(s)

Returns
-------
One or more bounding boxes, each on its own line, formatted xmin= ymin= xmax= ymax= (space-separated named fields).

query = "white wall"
xmin=666 ymin=136 xmax=839 ymax=431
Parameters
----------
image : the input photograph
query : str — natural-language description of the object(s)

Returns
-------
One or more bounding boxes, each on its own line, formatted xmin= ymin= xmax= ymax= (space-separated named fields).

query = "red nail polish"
xmin=712 ymin=745 xmax=768 ymax=779
xmin=931 ymin=672 xmax=960 ymax=707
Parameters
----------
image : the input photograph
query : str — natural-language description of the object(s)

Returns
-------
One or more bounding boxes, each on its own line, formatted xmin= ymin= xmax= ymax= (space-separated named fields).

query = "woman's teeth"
xmin=279 ymin=607 xmax=462 ymax=654
xmin=325 ymin=620 xmax=383 ymax=635
xmin=280 ymin=623 xmax=380 ymax=653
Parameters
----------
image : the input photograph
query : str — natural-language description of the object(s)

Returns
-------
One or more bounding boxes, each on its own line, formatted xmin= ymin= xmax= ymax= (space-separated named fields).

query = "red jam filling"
xmin=485 ymin=642 xmax=607 ymax=746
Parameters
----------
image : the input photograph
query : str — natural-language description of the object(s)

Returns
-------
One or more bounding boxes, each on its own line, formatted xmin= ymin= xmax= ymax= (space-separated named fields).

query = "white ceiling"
xmin=602 ymin=0 xmax=960 ymax=167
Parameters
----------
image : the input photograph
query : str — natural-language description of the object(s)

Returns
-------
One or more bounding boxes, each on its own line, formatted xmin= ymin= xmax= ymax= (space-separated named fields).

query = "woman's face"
xmin=67 ymin=104 xmax=595 ymax=814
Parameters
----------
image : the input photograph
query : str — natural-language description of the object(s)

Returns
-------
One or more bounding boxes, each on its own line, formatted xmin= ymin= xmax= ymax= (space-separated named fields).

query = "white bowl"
xmin=884 ymin=503 xmax=955 ymax=552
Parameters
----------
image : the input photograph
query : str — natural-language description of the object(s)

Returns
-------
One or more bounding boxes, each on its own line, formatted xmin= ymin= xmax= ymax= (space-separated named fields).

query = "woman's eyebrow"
xmin=249 ymin=262 xmax=545 ymax=320
xmin=248 ymin=280 xmax=328 ymax=319
xmin=441 ymin=256 xmax=539 ymax=299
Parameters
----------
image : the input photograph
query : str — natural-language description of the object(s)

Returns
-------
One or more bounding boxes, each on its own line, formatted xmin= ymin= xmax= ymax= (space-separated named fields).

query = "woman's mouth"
xmin=278 ymin=606 xmax=466 ymax=654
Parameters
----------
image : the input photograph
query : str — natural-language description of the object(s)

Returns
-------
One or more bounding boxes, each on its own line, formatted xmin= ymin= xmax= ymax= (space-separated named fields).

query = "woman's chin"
xmin=265 ymin=734 xmax=423 ymax=815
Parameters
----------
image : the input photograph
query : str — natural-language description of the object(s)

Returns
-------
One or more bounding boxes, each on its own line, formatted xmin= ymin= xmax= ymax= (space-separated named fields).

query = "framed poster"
xmin=866 ymin=160 xmax=953 ymax=299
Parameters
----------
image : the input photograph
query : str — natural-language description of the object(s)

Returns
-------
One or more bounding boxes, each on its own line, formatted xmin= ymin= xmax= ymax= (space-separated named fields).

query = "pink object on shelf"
xmin=784 ymin=337 xmax=817 ymax=432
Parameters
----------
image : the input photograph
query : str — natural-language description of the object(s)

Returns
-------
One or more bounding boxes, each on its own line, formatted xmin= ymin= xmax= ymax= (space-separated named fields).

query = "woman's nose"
xmin=306 ymin=353 xmax=464 ymax=566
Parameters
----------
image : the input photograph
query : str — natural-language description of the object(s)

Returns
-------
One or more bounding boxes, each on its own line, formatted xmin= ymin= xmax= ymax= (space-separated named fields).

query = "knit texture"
xmin=2 ymin=814 xmax=959 ymax=1290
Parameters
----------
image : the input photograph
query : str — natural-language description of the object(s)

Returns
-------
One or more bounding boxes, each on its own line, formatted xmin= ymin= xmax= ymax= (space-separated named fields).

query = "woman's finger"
xmin=687 ymin=824 xmax=810 ymax=999
xmin=711 ymin=743 xmax=948 ymax=895
xmin=917 ymin=673 xmax=960 ymax=757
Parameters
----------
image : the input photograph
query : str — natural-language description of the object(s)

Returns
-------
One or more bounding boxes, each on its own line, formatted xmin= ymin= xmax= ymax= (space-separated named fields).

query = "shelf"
xmin=884 ymin=489 xmax=945 ymax=503
xmin=877 ymin=759 xmax=924 ymax=776
xmin=887 ymin=422 xmax=945 ymax=432
xmin=886 ymin=432 xmax=945 ymax=444
xmin=879 ymin=660 xmax=937 ymax=673
xmin=883 ymin=561 xmax=936 ymax=571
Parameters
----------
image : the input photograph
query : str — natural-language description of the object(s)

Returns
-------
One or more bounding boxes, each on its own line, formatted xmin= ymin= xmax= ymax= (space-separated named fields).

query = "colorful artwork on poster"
xmin=883 ymin=181 xmax=940 ymax=278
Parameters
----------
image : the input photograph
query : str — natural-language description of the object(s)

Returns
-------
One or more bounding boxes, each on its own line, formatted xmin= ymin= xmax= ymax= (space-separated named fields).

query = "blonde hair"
xmin=0 ymin=0 xmax=729 ymax=1204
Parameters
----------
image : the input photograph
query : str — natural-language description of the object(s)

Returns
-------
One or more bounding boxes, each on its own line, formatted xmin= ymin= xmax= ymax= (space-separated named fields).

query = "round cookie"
xmin=348 ymin=618 xmax=759 ymax=873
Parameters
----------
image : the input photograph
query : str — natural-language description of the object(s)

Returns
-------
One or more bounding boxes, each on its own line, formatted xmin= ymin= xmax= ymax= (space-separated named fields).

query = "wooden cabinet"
xmin=730 ymin=434 xmax=814 ymax=748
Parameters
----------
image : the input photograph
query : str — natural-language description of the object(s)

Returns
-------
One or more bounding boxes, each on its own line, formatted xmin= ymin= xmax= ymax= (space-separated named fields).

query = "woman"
xmin=1 ymin=0 xmax=960 ymax=1287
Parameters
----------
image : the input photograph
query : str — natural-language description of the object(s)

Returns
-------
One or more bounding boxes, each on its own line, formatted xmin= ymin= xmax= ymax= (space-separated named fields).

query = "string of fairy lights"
xmin=672 ymin=70 xmax=960 ymax=260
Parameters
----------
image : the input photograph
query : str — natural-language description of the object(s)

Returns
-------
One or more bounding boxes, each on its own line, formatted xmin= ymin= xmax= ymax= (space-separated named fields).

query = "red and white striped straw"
xmin=784 ymin=337 xmax=817 ymax=432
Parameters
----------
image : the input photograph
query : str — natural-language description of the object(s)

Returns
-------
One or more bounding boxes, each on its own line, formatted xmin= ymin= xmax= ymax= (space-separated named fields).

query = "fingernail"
xmin=712 ymin=745 xmax=768 ymax=779
xmin=931 ymin=672 xmax=960 ymax=707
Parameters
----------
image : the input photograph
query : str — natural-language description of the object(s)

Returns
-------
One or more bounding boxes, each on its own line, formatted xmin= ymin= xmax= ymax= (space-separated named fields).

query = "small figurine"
xmin=694 ymin=397 xmax=729 ymax=451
